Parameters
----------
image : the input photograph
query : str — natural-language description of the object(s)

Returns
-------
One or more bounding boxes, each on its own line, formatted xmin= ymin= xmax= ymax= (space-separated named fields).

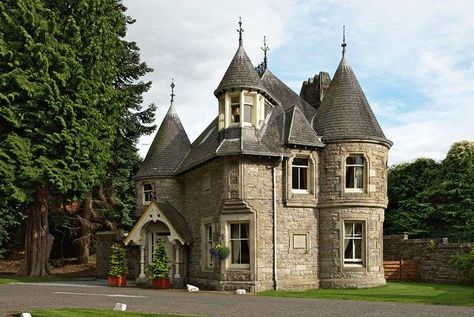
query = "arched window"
xmin=345 ymin=155 xmax=364 ymax=191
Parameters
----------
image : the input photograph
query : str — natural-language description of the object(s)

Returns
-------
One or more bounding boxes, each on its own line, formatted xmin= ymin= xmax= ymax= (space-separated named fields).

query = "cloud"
xmin=124 ymin=1 xmax=474 ymax=164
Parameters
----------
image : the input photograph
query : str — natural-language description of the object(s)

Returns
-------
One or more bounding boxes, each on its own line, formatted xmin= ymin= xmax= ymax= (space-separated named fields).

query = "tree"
xmin=0 ymin=0 xmax=126 ymax=276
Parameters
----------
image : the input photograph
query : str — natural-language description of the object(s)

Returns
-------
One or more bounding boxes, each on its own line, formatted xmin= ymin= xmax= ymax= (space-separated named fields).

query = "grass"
xmin=260 ymin=281 xmax=474 ymax=306
xmin=0 ymin=274 xmax=68 ymax=284
xmin=26 ymin=308 xmax=197 ymax=317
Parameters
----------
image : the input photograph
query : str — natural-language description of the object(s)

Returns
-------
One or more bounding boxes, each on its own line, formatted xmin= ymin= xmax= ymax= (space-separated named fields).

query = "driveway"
xmin=0 ymin=281 xmax=473 ymax=317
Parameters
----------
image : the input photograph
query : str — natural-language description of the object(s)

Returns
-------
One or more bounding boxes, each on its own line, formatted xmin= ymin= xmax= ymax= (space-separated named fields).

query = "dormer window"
xmin=220 ymin=91 xmax=263 ymax=130
xmin=143 ymin=183 xmax=154 ymax=204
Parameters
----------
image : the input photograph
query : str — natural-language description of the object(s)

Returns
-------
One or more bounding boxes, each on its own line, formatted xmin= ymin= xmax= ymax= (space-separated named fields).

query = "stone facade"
xmin=384 ymin=235 xmax=470 ymax=283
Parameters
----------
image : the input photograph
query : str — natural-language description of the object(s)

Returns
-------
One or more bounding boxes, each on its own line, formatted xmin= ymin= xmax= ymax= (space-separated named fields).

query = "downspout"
xmin=272 ymin=155 xmax=283 ymax=290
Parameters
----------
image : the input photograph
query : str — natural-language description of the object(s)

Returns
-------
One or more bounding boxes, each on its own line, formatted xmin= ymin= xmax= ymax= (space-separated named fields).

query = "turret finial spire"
xmin=261 ymin=35 xmax=270 ymax=69
xmin=341 ymin=25 xmax=347 ymax=56
xmin=170 ymin=78 xmax=175 ymax=104
xmin=237 ymin=17 xmax=244 ymax=45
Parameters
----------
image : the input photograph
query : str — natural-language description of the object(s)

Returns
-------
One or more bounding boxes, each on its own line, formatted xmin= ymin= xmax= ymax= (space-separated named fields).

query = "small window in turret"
xmin=243 ymin=95 xmax=253 ymax=125
xmin=345 ymin=155 xmax=365 ymax=192
xmin=143 ymin=183 xmax=154 ymax=204
xmin=230 ymin=96 xmax=240 ymax=123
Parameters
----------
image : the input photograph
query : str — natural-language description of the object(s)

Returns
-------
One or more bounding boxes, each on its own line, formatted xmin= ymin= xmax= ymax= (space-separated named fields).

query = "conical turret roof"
xmin=135 ymin=103 xmax=190 ymax=178
xmin=314 ymin=54 xmax=391 ymax=146
xmin=214 ymin=43 xmax=268 ymax=97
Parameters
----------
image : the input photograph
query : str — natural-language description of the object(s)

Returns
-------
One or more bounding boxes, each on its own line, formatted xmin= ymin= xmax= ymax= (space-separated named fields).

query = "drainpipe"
xmin=272 ymin=155 xmax=283 ymax=291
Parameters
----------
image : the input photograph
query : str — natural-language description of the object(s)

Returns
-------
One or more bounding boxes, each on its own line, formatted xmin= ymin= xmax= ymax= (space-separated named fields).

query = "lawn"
xmin=27 ymin=308 xmax=197 ymax=317
xmin=0 ymin=274 xmax=68 ymax=285
xmin=260 ymin=281 xmax=474 ymax=306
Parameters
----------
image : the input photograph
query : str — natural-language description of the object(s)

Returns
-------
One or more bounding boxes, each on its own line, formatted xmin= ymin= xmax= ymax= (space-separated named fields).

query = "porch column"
xmin=174 ymin=244 xmax=181 ymax=279
xmin=139 ymin=244 xmax=146 ymax=279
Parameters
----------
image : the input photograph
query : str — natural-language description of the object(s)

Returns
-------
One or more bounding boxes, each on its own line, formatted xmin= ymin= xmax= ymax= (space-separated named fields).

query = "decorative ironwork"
xmin=237 ymin=17 xmax=244 ymax=44
xmin=261 ymin=35 xmax=270 ymax=69
xmin=170 ymin=78 xmax=175 ymax=103
xmin=342 ymin=25 xmax=347 ymax=56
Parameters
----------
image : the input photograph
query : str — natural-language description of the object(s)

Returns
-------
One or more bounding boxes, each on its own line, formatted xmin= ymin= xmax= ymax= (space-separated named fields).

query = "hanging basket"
xmin=210 ymin=244 xmax=230 ymax=260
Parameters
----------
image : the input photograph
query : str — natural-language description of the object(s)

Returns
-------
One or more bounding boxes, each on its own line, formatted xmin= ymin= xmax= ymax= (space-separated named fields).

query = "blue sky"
xmin=123 ymin=0 xmax=474 ymax=165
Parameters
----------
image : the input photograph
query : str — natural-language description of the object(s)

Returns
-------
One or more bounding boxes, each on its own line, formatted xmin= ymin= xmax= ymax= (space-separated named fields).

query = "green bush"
xmin=108 ymin=243 xmax=128 ymax=277
xmin=148 ymin=241 xmax=170 ymax=279
xmin=449 ymin=244 xmax=474 ymax=280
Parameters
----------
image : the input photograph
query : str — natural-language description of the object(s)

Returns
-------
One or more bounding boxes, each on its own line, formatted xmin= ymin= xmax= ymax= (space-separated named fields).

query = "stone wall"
xmin=96 ymin=231 xmax=140 ymax=280
xmin=384 ymin=235 xmax=469 ymax=283
xmin=135 ymin=177 xmax=184 ymax=215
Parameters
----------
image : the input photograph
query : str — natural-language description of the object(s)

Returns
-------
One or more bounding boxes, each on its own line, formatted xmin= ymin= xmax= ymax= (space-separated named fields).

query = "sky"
xmin=122 ymin=0 xmax=474 ymax=165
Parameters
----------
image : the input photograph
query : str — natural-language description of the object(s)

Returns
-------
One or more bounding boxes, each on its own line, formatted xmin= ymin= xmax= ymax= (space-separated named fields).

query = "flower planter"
xmin=151 ymin=278 xmax=171 ymax=289
xmin=108 ymin=275 xmax=127 ymax=287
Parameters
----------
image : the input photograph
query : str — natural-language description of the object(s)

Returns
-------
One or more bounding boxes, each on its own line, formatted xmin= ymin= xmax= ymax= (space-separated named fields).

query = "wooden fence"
xmin=383 ymin=260 xmax=418 ymax=281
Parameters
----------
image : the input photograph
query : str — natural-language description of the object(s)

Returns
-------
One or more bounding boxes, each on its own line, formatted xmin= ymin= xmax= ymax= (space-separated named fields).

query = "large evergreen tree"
xmin=0 ymin=0 xmax=126 ymax=276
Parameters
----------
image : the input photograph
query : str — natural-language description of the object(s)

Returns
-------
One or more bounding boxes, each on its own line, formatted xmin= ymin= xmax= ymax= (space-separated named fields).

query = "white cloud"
xmin=124 ymin=1 xmax=474 ymax=164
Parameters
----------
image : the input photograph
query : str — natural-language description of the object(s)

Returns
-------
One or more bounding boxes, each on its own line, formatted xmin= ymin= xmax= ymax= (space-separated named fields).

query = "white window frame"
xmin=142 ymin=183 xmax=154 ymax=204
xmin=345 ymin=155 xmax=365 ymax=193
xmin=205 ymin=224 xmax=214 ymax=268
xmin=230 ymin=95 xmax=240 ymax=125
xmin=343 ymin=221 xmax=364 ymax=266
xmin=242 ymin=94 xmax=254 ymax=127
xmin=292 ymin=158 xmax=309 ymax=193
xmin=230 ymin=222 xmax=250 ymax=269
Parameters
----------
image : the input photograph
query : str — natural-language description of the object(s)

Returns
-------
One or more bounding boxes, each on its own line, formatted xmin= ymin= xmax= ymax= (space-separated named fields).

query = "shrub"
xmin=108 ymin=243 xmax=128 ymax=277
xmin=449 ymin=244 xmax=474 ymax=280
xmin=148 ymin=241 xmax=170 ymax=279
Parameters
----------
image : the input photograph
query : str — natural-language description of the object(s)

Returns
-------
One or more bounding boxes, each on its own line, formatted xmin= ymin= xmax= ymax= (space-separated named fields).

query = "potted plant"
xmin=210 ymin=243 xmax=230 ymax=260
xmin=148 ymin=241 xmax=171 ymax=289
xmin=108 ymin=243 xmax=128 ymax=287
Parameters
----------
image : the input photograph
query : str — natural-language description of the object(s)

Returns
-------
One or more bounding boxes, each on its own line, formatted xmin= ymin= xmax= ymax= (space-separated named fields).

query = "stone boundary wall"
xmin=96 ymin=231 xmax=140 ymax=279
xmin=384 ymin=234 xmax=470 ymax=283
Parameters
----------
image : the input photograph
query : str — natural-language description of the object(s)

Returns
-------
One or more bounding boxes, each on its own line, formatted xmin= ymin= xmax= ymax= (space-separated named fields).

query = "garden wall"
xmin=384 ymin=234 xmax=469 ymax=283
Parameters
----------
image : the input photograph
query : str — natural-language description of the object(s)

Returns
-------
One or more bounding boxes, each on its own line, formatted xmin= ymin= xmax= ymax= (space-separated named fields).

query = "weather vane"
xmin=342 ymin=25 xmax=347 ymax=56
xmin=261 ymin=36 xmax=270 ymax=68
xmin=170 ymin=79 xmax=175 ymax=103
xmin=237 ymin=17 xmax=244 ymax=43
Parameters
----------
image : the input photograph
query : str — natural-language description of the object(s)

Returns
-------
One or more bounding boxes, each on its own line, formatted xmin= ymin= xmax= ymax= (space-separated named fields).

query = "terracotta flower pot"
xmin=108 ymin=275 xmax=127 ymax=287
xmin=151 ymin=278 xmax=171 ymax=289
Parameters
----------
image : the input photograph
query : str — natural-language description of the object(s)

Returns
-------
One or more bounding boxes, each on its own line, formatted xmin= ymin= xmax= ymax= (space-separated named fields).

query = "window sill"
xmin=345 ymin=188 xmax=364 ymax=193
xmin=343 ymin=263 xmax=366 ymax=272
xmin=229 ymin=265 xmax=250 ymax=270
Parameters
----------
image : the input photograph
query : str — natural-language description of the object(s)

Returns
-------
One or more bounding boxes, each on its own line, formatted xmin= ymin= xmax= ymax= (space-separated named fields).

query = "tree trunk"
xmin=18 ymin=185 xmax=53 ymax=276
xmin=78 ymin=192 xmax=93 ymax=264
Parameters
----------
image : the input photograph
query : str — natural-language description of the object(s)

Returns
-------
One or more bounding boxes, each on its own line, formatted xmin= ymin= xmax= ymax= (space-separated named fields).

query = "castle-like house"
xmin=124 ymin=24 xmax=392 ymax=291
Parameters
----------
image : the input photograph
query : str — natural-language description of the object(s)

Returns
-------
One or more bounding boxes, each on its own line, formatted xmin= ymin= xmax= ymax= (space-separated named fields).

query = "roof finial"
xmin=237 ymin=17 xmax=244 ymax=45
xmin=261 ymin=35 xmax=270 ymax=69
xmin=170 ymin=78 xmax=175 ymax=104
xmin=341 ymin=25 xmax=347 ymax=56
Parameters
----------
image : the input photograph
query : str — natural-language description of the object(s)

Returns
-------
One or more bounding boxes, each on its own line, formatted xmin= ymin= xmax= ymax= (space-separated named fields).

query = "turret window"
xmin=344 ymin=221 xmax=364 ymax=266
xmin=345 ymin=155 xmax=365 ymax=192
xmin=143 ymin=183 xmax=154 ymax=204
xmin=230 ymin=96 xmax=240 ymax=123
xmin=243 ymin=95 xmax=253 ymax=125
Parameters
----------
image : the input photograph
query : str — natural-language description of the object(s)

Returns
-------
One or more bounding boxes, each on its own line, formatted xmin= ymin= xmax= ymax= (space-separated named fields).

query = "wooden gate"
xmin=384 ymin=260 xmax=418 ymax=280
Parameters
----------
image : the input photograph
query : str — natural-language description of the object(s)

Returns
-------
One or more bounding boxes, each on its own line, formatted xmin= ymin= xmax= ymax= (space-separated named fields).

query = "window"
xmin=243 ymin=95 xmax=253 ymax=124
xmin=346 ymin=155 xmax=364 ymax=191
xmin=230 ymin=96 xmax=240 ymax=123
xmin=230 ymin=223 xmax=249 ymax=267
xmin=292 ymin=158 xmax=309 ymax=192
xmin=205 ymin=224 xmax=213 ymax=268
xmin=143 ymin=183 xmax=154 ymax=203
xmin=344 ymin=221 xmax=364 ymax=265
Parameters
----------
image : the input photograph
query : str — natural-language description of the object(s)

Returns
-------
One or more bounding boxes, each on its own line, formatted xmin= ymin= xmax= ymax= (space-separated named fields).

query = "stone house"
xmin=124 ymin=25 xmax=392 ymax=292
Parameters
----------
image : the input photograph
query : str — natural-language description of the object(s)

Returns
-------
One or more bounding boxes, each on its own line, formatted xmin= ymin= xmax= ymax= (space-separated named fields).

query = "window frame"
xmin=242 ymin=94 xmax=254 ymax=126
xmin=142 ymin=182 xmax=154 ymax=204
xmin=345 ymin=154 xmax=365 ymax=193
xmin=291 ymin=157 xmax=309 ymax=193
xmin=343 ymin=221 xmax=365 ymax=267
xmin=205 ymin=223 xmax=214 ymax=269
xmin=230 ymin=95 xmax=240 ymax=125
xmin=229 ymin=222 xmax=250 ymax=269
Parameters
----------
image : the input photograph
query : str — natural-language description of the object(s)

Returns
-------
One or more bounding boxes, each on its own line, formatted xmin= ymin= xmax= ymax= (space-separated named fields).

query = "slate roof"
xmin=214 ymin=42 xmax=271 ymax=99
xmin=313 ymin=55 xmax=392 ymax=145
xmin=135 ymin=103 xmax=190 ymax=179
xmin=155 ymin=199 xmax=192 ymax=244
xmin=285 ymin=106 xmax=324 ymax=147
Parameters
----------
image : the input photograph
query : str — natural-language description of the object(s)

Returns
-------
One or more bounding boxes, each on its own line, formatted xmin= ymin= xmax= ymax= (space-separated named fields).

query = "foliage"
xmin=385 ymin=141 xmax=474 ymax=242
xmin=148 ymin=241 xmax=170 ymax=279
xmin=260 ymin=281 xmax=474 ymax=306
xmin=449 ymin=244 xmax=474 ymax=280
xmin=108 ymin=243 xmax=128 ymax=277
xmin=210 ymin=243 xmax=230 ymax=260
